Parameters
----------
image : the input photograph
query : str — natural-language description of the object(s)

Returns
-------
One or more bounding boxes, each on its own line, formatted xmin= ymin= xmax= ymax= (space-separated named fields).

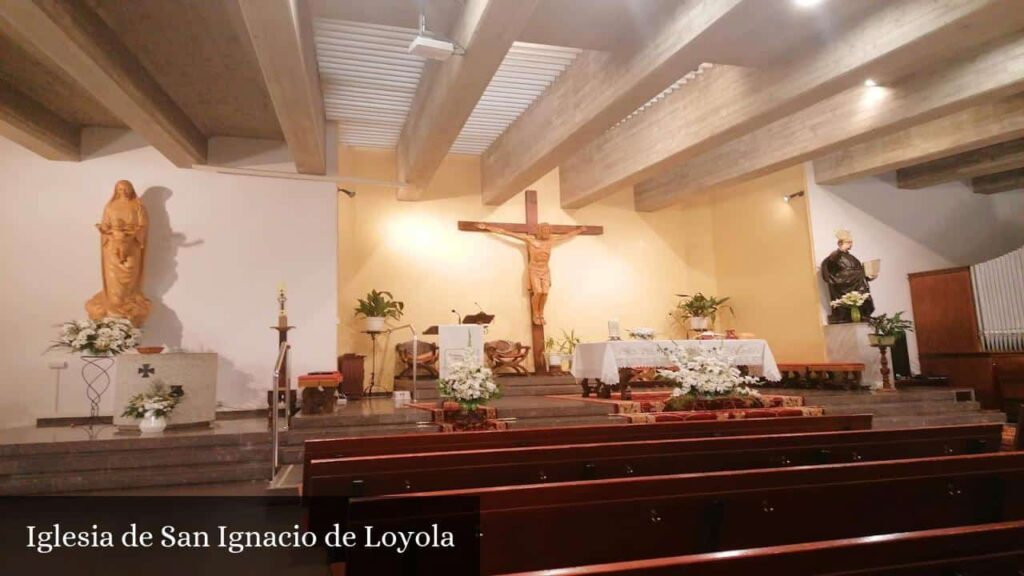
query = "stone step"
xmin=289 ymin=408 xmax=430 ymax=429
xmin=1 ymin=461 xmax=269 ymax=496
xmin=410 ymin=384 xmax=581 ymax=400
xmin=502 ymin=414 xmax=623 ymax=429
xmin=0 ymin=430 xmax=271 ymax=457
xmin=0 ymin=443 xmax=270 ymax=475
xmin=487 ymin=398 xmax=610 ymax=419
xmin=770 ymin=388 xmax=967 ymax=404
xmin=873 ymin=410 xmax=1007 ymax=430
xmin=824 ymin=401 xmax=981 ymax=418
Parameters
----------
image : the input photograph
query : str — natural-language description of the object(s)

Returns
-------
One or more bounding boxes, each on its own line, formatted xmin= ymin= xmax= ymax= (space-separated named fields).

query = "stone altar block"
xmin=113 ymin=353 xmax=218 ymax=429
xmin=824 ymin=323 xmax=881 ymax=387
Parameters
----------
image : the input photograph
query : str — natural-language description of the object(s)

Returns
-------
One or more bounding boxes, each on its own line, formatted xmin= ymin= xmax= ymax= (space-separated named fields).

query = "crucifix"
xmin=459 ymin=189 xmax=603 ymax=373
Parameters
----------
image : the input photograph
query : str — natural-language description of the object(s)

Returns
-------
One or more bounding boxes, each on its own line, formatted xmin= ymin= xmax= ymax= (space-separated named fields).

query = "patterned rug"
xmin=619 ymin=406 xmax=825 ymax=424
xmin=547 ymin=391 xmax=806 ymax=415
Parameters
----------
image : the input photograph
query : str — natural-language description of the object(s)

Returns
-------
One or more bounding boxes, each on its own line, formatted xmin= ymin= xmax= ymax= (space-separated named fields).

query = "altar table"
xmin=571 ymin=339 xmax=781 ymax=399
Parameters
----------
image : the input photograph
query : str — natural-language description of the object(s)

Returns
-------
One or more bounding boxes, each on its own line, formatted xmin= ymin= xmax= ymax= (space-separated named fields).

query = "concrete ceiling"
xmin=86 ymin=0 xmax=283 ymax=140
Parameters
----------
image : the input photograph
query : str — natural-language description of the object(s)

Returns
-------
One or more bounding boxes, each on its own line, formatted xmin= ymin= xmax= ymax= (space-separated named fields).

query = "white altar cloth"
xmin=571 ymin=339 xmax=781 ymax=384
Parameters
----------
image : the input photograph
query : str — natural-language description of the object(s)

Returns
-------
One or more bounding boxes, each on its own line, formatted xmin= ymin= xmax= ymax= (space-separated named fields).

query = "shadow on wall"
xmin=217 ymin=354 xmax=259 ymax=410
xmin=141 ymin=187 xmax=203 ymax=349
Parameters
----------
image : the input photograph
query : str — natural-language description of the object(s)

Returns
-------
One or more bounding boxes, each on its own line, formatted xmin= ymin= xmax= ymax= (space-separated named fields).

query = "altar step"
xmin=395 ymin=375 xmax=580 ymax=400
xmin=777 ymin=387 xmax=1007 ymax=430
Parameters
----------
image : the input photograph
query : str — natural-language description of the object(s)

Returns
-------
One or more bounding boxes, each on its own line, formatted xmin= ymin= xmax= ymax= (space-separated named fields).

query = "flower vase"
xmin=139 ymin=414 xmax=167 ymax=434
xmin=850 ymin=307 xmax=862 ymax=323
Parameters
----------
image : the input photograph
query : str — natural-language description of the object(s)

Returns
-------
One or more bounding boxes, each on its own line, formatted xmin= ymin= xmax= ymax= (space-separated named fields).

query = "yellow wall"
xmin=338 ymin=149 xmax=825 ymax=390
xmin=710 ymin=166 xmax=827 ymax=362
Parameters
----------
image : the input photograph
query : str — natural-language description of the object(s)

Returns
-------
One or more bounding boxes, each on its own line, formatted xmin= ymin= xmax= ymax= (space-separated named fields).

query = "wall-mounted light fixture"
xmin=783 ymin=190 xmax=805 ymax=203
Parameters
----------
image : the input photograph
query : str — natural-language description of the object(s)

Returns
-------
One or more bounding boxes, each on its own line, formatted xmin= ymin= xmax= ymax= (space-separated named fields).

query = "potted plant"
xmin=656 ymin=345 xmax=763 ymax=411
xmin=544 ymin=336 xmax=562 ymax=370
xmin=830 ymin=291 xmax=871 ymax=323
xmin=674 ymin=293 xmax=733 ymax=331
xmin=557 ymin=329 xmax=581 ymax=370
xmin=122 ymin=381 xmax=183 ymax=433
xmin=354 ymin=289 xmax=404 ymax=332
xmin=867 ymin=312 xmax=914 ymax=346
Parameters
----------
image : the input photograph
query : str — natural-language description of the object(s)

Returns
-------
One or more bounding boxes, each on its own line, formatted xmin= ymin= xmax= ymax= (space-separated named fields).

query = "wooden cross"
xmin=459 ymin=190 xmax=603 ymax=374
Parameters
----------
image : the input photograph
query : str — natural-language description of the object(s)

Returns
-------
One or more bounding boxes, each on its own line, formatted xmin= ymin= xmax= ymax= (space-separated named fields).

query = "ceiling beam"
xmin=0 ymin=80 xmax=79 ymax=161
xmin=396 ymin=0 xmax=539 ymax=200
xmin=0 ymin=0 xmax=206 ymax=167
xmin=814 ymin=95 xmax=1024 ymax=185
xmin=238 ymin=0 xmax=326 ymax=175
xmin=973 ymin=168 xmax=1024 ymax=194
xmin=478 ymin=0 xmax=749 ymax=206
xmin=560 ymin=0 xmax=1024 ymax=208
xmin=897 ymin=137 xmax=1024 ymax=190
xmin=634 ymin=31 xmax=1024 ymax=212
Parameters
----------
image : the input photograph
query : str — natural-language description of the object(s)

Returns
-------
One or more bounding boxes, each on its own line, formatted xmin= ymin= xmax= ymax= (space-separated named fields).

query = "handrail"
xmin=271 ymin=341 xmax=291 ymax=479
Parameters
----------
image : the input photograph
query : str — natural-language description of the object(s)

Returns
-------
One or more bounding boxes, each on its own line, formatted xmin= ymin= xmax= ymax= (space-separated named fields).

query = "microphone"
xmin=451 ymin=309 xmax=461 ymax=323
xmin=474 ymin=302 xmax=484 ymax=312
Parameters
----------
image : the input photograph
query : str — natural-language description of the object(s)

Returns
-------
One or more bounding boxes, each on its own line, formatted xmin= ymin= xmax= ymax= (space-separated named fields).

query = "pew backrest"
xmin=346 ymin=452 xmax=1024 ymax=573
xmin=497 ymin=520 xmax=1024 ymax=576
xmin=301 ymin=414 xmax=872 ymax=496
xmin=307 ymin=423 xmax=1001 ymax=499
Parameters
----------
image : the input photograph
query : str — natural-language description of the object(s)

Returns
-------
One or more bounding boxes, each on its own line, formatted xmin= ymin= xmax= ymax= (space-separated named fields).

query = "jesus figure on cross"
xmin=474 ymin=222 xmax=585 ymax=326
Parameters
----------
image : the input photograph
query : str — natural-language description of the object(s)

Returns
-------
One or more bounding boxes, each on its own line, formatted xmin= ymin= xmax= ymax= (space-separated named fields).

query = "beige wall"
xmin=710 ymin=165 xmax=826 ymax=363
xmin=338 ymin=148 xmax=825 ymax=390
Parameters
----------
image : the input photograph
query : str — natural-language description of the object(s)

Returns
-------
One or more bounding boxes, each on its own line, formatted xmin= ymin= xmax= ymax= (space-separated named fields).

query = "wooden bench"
xmin=500 ymin=520 xmax=1024 ymax=575
xmin=301 ymin=414 xmax=872 ymax=498
xmin=345 ymin=452 xmax=1024 ymax=574
xmin=776 ymin=362 xmax=866 ymax=389
xmin=307 ymin=424 xmax=1001 ymax=500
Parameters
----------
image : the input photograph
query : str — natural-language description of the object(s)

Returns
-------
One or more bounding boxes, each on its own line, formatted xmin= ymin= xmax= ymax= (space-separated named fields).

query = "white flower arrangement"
xmin=830 ymin=291 xmax=870 ymax=309
xmin=50 ymin=317 xmax=141 ymax=356
xmin=627 ymin=327 xmax=656 ymax=340
xmin=437 ymin=357 xmax=500 ymax=411
xmin=122 ymin=382 xmax=182 ymax=419
xmin=657 ymin=345 xmax=761 ymax=399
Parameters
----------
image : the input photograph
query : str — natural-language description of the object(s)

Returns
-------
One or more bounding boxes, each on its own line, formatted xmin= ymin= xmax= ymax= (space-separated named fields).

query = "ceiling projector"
xmin=408 ymin=34 xmax=456 ymax=61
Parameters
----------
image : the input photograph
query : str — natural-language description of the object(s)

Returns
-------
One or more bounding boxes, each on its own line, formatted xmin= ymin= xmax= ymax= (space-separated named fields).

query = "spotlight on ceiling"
xmin=794 ymin=0 xmax=824 ymax=7
xmin=783 ymin=190 xmax=806 ymax=203
xmin=864 ymin=78 xmax=879 ymax=87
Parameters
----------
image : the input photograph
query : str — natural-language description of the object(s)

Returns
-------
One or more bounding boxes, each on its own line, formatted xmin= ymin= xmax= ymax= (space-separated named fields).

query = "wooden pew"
xmin=500 ymin=520 xmax=1024 ymax=576
xmin=301 ymin=414 xmax=871 ymax=497
xmin=307 ymin=424 xmax=1001 ymax=500
xmin=345 ymin=452 xmax=1024 ymax=574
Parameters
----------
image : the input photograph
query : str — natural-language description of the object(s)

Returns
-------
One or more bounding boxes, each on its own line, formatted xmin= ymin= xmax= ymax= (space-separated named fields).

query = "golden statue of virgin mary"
xmin=86 ymin=180 xmax=151 ymax=326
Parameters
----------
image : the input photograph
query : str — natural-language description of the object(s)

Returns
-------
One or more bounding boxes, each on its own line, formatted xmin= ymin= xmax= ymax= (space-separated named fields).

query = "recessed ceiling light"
xmin=864 ymin=79 xmax=878 ymax=87
xmin=794 ymin=0 xmax=824 ymax=7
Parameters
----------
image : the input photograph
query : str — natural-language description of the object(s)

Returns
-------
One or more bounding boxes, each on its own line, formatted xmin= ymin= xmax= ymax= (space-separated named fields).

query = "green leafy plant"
xmin=122 ymin=381 xmax=182 ymax=419
xmin=673 ymin=293 xmax=733 ymax=321
xmin=544 ymin=337 xmax=559 ymax=354
xmin=557 ymin=329 xmax=581 ymax=355
xmin=868 ymin=312 xmax=914 ymax=339
xmin=354 ymin=290 xmax=404 ymax=320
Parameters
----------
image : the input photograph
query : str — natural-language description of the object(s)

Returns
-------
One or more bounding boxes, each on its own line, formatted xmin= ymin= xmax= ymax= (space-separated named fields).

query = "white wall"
xmin=804 ymin=163 xmax=1024 ymax=373
xmin=0 ymin=131 xmax=338 ymax=428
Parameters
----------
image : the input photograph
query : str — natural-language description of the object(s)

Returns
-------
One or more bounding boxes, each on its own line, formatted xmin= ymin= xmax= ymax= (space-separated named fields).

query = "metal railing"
xmin=271 ymin=341 xmax=291 ymax=479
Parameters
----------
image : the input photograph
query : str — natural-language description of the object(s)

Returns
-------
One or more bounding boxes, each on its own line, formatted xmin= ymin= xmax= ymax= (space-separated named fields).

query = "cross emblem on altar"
xmin=459 ymin=189 xmax=603 ymax=373
xmin=138 ymin=364 xmax=155 ymax=379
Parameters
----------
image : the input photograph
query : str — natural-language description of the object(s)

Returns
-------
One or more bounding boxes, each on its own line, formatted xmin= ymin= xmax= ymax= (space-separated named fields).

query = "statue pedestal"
xmin=824 ymin=323 xmax=882 ymax=388
xmin=113 ymin=353 xmax=218 ymax=429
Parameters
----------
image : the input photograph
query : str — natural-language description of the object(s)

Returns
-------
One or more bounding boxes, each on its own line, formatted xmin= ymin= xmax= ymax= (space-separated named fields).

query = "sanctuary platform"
xmin=0 ymin=387 xmax=1006 ymax=497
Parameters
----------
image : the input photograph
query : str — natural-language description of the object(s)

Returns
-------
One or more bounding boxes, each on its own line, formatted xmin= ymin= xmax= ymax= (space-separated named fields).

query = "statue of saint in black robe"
xmin=822 ymin=248 xmax=875 ymax=323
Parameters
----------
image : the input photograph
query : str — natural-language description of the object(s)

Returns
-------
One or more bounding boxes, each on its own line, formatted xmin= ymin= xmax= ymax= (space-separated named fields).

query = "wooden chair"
xmin=485 ymin=340 xmax=531 ymax=375
xmin=394 ymin=340 xmax=438 ymax=379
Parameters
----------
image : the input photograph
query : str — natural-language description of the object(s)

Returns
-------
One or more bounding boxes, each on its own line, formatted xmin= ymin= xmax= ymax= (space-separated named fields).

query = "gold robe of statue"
xmin=86 ymin=180 xmax=151 ymax=326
